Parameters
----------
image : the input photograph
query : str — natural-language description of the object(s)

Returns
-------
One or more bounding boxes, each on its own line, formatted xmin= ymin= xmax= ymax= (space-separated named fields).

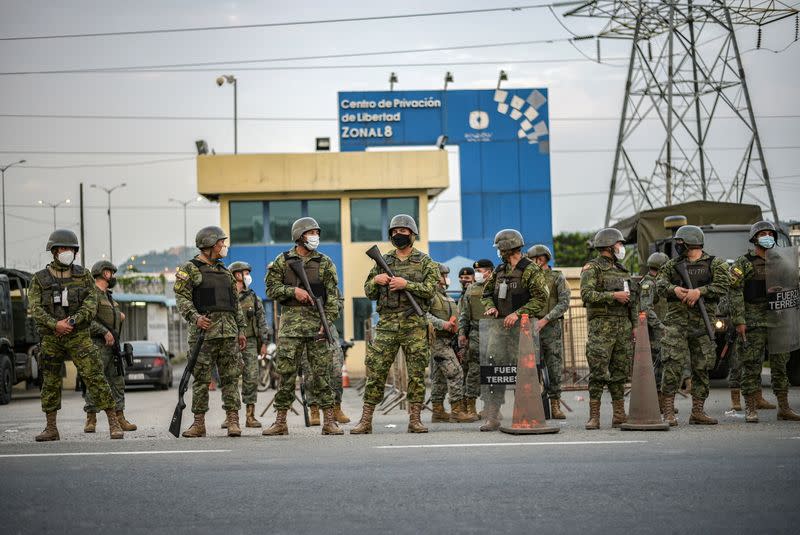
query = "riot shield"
xmin=765 ymin=246 xmax=800 ymax=354
xmin=479 ymin=318 xmax=519 ymax=426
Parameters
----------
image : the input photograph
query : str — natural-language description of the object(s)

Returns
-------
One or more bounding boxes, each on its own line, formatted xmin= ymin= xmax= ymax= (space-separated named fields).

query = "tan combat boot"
xmin=550 ymin=398 xmax=566 ymax=420
xmin=226 ymin=411 xmax=242 ymax=437
xmin=730 ymin=388 xmax=742 ymax=411
xmin=333 ymin=403 xmax=350 ymax=424
xmin=245 ymin=404 xmax=262 ymax=428
xmin=744 ymin=393 xmax=759 ymax=423
xmin=116 ymin=411 xmax=137 ymax=431
xmin=308 ymin=404 xmax=321 ymax=426
xmin=182 ymin=413 xmax=206 ymax=438
xmin=662 ymin=395 xmax=678 ymax=426
xmin=35 ymin=411 xmax=60 ymax=442
xmin=585 ymin=399 xmax=601 ymax=430
xmin=689 ymin=397 xmax=718 ymax=425
xmin=657 ymin=392 xmax=664 ymax=415
xmin=463 ymin=398 xmax=481 ymax=422
xmin=479 ymin=402 xmax=501 ymax=432
xmin=262 ymin=410 xmax=288 ymax=436
xmin=776 ymin=392 xmax=800 ymax=421
xmin=611 ymin=399 xmax=627 ymax=428
xmin=321 ymin=407 xmax=344 ymax=435
xmin=430 ymin=402 xmax=451 ymax=423
xmin=105 ymin=409 xmax=124 ymax=439
xmin=350 ymin=404 xmax=375 ymax=435
xmin=757 ymin=389 xmax=776 ymax=410
xmin=84 ymin=411 xmax=97 ymax=433
xmin=407 ymin=403 xmax=429 ymax=433
xmin=449 ymin=400 xmax=474 ymax=423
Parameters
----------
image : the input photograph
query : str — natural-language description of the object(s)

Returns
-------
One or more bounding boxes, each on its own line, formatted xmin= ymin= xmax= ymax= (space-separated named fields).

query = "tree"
xmin=553 ymin=232 xmax=594 ymax=267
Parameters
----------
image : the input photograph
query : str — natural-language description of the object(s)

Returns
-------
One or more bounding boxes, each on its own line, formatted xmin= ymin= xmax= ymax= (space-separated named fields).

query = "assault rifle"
xmin=365 ymin=245 xmax=425 ymax=317
xmin=96 ymin=317 xmax=133 ymax=376
xmin=287 ymin=259 xmax=336 ymax=345
xmin=169 ymin=331 xmax=206 ymax=438
xmin=298 ymin=363 xmax=310 ymax=428
xmin=674 ymin=261 xmax=716 ymax=341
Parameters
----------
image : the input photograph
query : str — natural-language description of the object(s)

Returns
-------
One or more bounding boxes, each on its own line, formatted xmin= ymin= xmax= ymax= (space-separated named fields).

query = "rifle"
xmin=287 ymin=259 xmax=336 ymax=345
xmin=674 ymin=261 xmax=716 ymax=341
xmin=168 ymin=331 xmax=206 ymax=438
xmin=298 ymin=361 xmax=310 ymax=427
xmin=96 ymin=316 xmax=133 ymax=376
xmin=365 ymin=245 xmax=424 ymax=317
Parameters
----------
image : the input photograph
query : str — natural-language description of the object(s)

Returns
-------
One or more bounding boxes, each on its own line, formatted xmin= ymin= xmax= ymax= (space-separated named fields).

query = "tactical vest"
xmin=642 ymin=274 xmax=667 ymax=320
xmin=668 ymin=256 xmax=715 ymax=301
xmin=429 ymin=289 xmax=457 ymax=338
xmin=239 ymin=289 xmax=259 ymax=338
xmin=492 ymin=257 xmax=533 ymax=318
xmin=544 ymin=269 xmax=563 ymax=316
xmin=34 ymin=264 xmax=90 ymax=320
xmin=465 ymin=282 xmax=486 ymax=321
xmin=377 ymin=251 xmax=431 ymax=314
xmin=190 ymin=259 xmax=237 ymax=314
xmin=281 ymin=253 xmax=327 ymax=307
xmin=742 ymin=253 xmax=767 ymax=304
xmin=94 ymin=290 xmax=122 ymax=336
xmin=585 ymin=257 xmax=629 ymax=320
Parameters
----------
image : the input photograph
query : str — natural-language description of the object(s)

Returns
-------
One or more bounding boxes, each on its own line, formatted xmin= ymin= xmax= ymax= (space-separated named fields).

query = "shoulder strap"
xmin=35 ymin=268 xmax=56 ymax=288
xmin=515 ymin=257 xmax=532 ymax=273
xmin=189 ymin=258 xmax=205 ymax=269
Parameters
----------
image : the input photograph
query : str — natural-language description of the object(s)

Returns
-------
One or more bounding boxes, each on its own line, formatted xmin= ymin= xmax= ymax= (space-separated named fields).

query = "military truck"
xmin=0 ymin=268 xmax=41 ymax=404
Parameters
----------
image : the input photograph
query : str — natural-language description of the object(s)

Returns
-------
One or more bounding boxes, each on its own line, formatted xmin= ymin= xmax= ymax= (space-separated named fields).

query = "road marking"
xmin=0 ymin=449 xmax=231 ymax=459
xmin=376 ymin=440 xmax=647 ymax=450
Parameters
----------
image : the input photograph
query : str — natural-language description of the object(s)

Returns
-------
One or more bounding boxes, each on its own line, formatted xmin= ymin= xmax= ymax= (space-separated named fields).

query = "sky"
xmin=0 ymin=0 xmax=798 ymax=271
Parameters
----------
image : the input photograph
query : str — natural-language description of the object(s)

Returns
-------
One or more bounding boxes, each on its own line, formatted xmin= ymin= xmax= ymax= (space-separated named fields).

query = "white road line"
xmin=376 ymin=440 xmax=647 ymax=450
xmin=0 ymin=449 xmax=231 ymax=459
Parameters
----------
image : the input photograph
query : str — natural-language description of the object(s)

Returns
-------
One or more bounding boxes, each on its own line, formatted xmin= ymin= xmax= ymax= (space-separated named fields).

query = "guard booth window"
xmin=350 ymin=197 xmax=419 ymax=242
xmin=230 ymin=200 xmax=340 ymax=245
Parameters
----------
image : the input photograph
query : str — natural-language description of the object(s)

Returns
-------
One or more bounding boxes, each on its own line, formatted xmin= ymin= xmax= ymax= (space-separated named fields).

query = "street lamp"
xmin=91 ymin=182 xmax=126 ymax=264
xmin=1 ymin=159 xmax=26 ymax=267
xmin=216 ymin=75 xmax=238 ymax=154
xmin=389 ymin=72 xmax=398 ymax=91
xmin=444 ymin=72 xmax=454 ymax=91
xmin=497 ymin=70 xmax=508 ymax=89
xmin=37 ymin=198 xmax=71 ymax=230
xmin=169 ymin=196 xmax=203 ymax=250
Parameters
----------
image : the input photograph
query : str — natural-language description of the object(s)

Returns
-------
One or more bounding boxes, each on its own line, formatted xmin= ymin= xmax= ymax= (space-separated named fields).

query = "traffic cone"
xmin=341 ymin=362 xmax=351 ymax=388
xmin=500 ymin=314 xmax=559 ymax=435
xmin=620 ymin=312 xmax=670 ymax=431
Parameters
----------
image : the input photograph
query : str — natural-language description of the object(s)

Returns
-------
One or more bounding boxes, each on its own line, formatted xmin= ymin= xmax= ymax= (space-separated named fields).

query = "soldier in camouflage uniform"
xmin=263 ymin=217 xmax=343 ymax=436
xmin=30 ymin=229 xmax=124 ymax=441
xmin=174 ymin=226 xmax=247 ymax=438
xmin=639 ymin=252 xmax=669 ymax=413
xmin=351 ymin=214 xmax=438 ymax=434
xmin=458 ymin=259 xmax=494 ymax=422
xmin=457 ymin=267 xmax=474 ymax=299
xmin=84 ymin=260 xmax=137 ymax=433
xmin=729 ymin=221 xmax=800 ymax=423
xmin=527 ymin=244 xmax=571 ymax=419
xmin=480 ymin=230 xmax=549 ymax=431
xmin=656 ymin=225 xmax=730 ymax=426
xmin=580 ymin=228 xmax=636 ymax=430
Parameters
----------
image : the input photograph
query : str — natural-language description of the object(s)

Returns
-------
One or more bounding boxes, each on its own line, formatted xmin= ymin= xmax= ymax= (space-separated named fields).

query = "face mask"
xmin=107 ymin=276 xmax=117 ymax=289
xmin=614 ymin=246 xmax=626 ymax=261
xmin=218 ymin=245 xmax=229 ymax=258
xmin=674 ymin=241 xmax=687 ymax=256
xmin=57 ymin=251 xmax=75 ymax=265
xmin=757 ymin=236 xmax=775 ymax=249
xmin=391 ymin=233 xmax=411 ymax=249
xmin=243 ymin=274 xmax=253 ymax=287
xmin=496 ymin=249 xmax=503 ymax=259
xmin=474 ymin=272 xmax=485 ymax=284
xmin=304 ymin=235 xmax=320 ymax=251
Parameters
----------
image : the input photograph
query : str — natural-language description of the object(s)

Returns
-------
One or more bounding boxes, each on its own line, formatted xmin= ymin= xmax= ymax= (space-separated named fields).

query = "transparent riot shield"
xmin=765 ymin=246 xmax=800 ymax=354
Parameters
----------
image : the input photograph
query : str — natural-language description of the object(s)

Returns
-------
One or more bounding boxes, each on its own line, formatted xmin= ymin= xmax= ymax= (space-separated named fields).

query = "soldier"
xmin=83 ymin=260 xmax=136 ymax=433
xmin=729 ymin=221 xmax=800 ymax=422
xmin=656 ymin=225 xmax=730 ymax=426
xmin=29 ymin=229 xmax=123 ymax=441
xmin=174 ymin=226 xmax=247 ymax=438
xmin=527 ymin=244 xmax=570 ymax=419
xmin=263 ymin=217 xmax=342 ymax=436
xmin=427 ymin=263 xmax=471 ymax=423
xmin=580 ymin=228 xmax=636 ymax=430
xmin=457 ymin=259 xmax=494 ymax=422
xmin=480 ymin=230 xmax=549 ymax=431
xmin=640 ymin=252 xmax=669 ymax=413
xmin=457 ymin=267 xmax=475 ymax=298
xmin=226 ymin=261 xmax=270 ymax=429
xmin=351 ymin=214 xmax=438 ymax=434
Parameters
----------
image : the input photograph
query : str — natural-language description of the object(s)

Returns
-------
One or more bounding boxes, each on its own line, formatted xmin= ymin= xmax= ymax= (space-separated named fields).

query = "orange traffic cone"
xmin=620 ymin=312 xmax=670 ymax=431
xmin=341 ymin=362 xmax=351 ymax=388
xmin=500 ymin=314 xmax=559 ymax=435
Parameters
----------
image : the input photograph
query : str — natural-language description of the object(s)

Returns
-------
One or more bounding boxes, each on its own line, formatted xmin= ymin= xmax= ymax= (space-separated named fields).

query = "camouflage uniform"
xmin=174 ymin=257 xmax=246 ymax=414
xmin=305 ymin=322 xmax=345 ymax=406
xmin=639 ymin=272 xmax=666 ymax=389
xmin=427 ymin=288 xmax=464 ymax=405
xmin=237 ymin=288 xmax=269 ymax=405
xmin=84 ymin=288 xmax=126 ymax=412
xmin=458 ymin=280 xmax=486 ymax=398
xmin=539 ymin=268 xmax=570 ymax=400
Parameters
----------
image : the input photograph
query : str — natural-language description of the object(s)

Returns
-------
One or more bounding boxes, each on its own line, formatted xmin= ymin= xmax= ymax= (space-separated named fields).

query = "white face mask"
xmin=474 ymin=272 xmax=485 ymax=284
xmin=496 ymin=249 xmax=503 ymax=259
xmin=57 ymin=251 xmax=75 ymax=265
xmin=218 ymin=245 xmax=229 ymax=258
xmin=243 ymin=274 xmax=253 ymax=287
xmin=304 ymin=235 xmax=320 ymax=251
xmin=614 ymin=245 xmax=626 ymax=261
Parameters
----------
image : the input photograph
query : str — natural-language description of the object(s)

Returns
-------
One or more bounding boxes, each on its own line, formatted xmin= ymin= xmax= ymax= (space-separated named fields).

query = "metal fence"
xmin=560 ymin=299 xmax=590 ymax=390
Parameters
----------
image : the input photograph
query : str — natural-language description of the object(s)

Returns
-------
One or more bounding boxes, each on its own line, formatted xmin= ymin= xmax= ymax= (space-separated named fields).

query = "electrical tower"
xmin=565 ymin=1 xmax=798 ymax=225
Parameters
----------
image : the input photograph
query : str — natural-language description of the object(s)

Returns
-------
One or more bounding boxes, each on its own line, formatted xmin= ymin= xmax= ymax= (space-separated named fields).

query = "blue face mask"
xmin=757 ymin=235 xmax=775 ymax=249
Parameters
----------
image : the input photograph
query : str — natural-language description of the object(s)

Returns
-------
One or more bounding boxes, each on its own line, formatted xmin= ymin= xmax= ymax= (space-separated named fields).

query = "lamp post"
xmin=1 ymin=159 xmax=26 ymax=267
xmin=90 ymin=182 xmax=126 ymax=263
xmin=169 ymin=196 xmax=202 ymax=250
xmin=389 ymin=72 xmax=398 ymax=91
xmin=444 ymin=71 xmax=454 ymax=91
xmin=216 ymin=75 xmax=238 ymax=154
xmin=497 ymin=70 xmax=508 ymax=89
xmin=37 ymin=198 xmax=71 ymax=230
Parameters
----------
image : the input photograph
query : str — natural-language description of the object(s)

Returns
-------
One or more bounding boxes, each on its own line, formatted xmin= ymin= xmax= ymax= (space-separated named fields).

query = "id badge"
xmin=61 ymin=288 xmax=69 ymax=307
xmin=498 ymin=282 xmax=508 ymax=300
xmin=53 ymin=290 xmax=61 ymax=304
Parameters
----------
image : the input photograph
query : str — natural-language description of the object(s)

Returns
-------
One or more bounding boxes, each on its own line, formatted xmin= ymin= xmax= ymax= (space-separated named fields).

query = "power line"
xmin=18 ymin=157 xmax=195 ymax=169
xmin=7 ymin=204 xmax=216 ymax=210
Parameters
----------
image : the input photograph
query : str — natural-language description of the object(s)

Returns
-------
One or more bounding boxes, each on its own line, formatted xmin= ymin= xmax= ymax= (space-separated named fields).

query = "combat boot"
xmin=430 ymin=402 xmax=451 ymax=423
xmin=479 ymin=402 xmax=501 ymax=432
xmin=116 ymin=411 xmax=137 ymax=431
xmin=585 ymin=399 xmax=601 ymax=430
xmin=262 ymin=410 xmax=288 ymax=436
xmin=350 ymin=404 xmax=375 ymax=434
xmin=757 ymin=389 xmax=776 ymax=410
xmin=35 ymin=411 xmax=60 ymax=442
xmin=182 ymin=413 xmax=206 ymax=438
xmin=321 ymin=407 xmax=344 ymax=435
xmin=689 ymin=397 xmax=717 ymax=425
xmin=550 ymin=398 xmax=566 ymax=420
xmin=407 ymin=403 xmax=429 ymax=433
xmin=449 ymin=400 xmax=474 ymax=423
xmin=730 ymin=388 xmax=742 ymax=411
xmin=84 ymin=411 xmax=97 ymax=433
xmin=611 ymin=399 xmax=627 ymax=428
xmin=744 ymin=393 xmax=759 ymax=423
xmin=105 ymin=409 xmax=124 ymax=439
xmin=776 ymin=392 xmax=800 ymax=421
xmin=463 ymin=397 xmax=481 ymax=422
xmin=226 ymin=411 xmax=242 ymax=437
xmin=662 ymin=395 xmax=677 ymax=426
xmin=245 ymin=404 xmax=262 ymax=428
xmin=308 ymin=404 xmax=321 ymax=426
xmin=334 ymin=403 xmax=350 ymax=424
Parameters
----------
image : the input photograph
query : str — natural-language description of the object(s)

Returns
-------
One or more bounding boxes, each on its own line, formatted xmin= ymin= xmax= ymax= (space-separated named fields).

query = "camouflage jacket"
xmin=639 ymin=272 xmax=665 ymax=331
xmin=580 ymin=254 xmax=636 ymax=325
xmin=458 ymin=280 xmax=486 ymax=337
xmin=364 ymin=247 xmax=438 ymax=324
xmin=728 ymin=251 xmax=770 ymax=328
xmin=89 ymin=287 xmax=124 ymax=339
xmin=542 ymin=268 xmax=571 ymax=323
xmin=28 ymin=261 xmax=98 ymax=335
xmin=238 ymin=287 xmax=270 ymax=342
xmin=481 ymin=259 xmax=549 ymax=319
xmin=656 ymin=252 xmax=730 ymax=324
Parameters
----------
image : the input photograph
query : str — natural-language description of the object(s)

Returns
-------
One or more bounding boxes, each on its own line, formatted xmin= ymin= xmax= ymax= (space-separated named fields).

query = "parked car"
xmin=124 ymin=341 xmax=174 ymax=390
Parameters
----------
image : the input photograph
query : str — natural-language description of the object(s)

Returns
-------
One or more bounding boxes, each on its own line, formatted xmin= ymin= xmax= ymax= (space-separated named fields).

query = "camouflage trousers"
xmin=660 ymin=323 xmax=712 ymax=399
xmin=539 ymin=320 xmax=563 ymax=400
xmin=728 ymin=348 xmax=742 ymax=389
xmin=240 ymin=338 xmax=260 ymax=405
xmin=305 ymin=341 xmax=344 ymax=406
xmin=363 ymin=319 xmax=429 ymax=406
xmin=84 ymin=343 xmax=125 ymax=412
xmin=736 ymin=327 xmax=790 ymax=395
xmin=649 ymin=324 xmax=665 ymax=390
xmin=430 ymin=337 xmax=465 ymax=404
xmin=191 ymin=336 xmax=242 ymax=414
xmin=586 ymin=316 xmax=633 ymax=401
xmin=40 ymin=332 xmax=114 ymax=413
xmin=274 ymin=336 xmax=334 ymax=410
xmin=462 ymin=330 xmax=481 ymax=398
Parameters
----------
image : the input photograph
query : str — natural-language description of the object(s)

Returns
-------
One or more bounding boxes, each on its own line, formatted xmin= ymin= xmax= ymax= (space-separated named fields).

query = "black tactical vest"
xmin=190 ymin=259 xmax=237 ymax=314
xmin=281 ymin=253 xmax=326 ymax=306
xmin=491 ymin=257 xmax=533 ymax=318
xmin=742 ymin=253 xmax=767 ymax=304
xmin=668 ymin=256 xmax=715 ymax=301
xmin=377 ymin=251 xmax=431 ymax=314
xmin=34 ymin=264 xmax=90 ymax=320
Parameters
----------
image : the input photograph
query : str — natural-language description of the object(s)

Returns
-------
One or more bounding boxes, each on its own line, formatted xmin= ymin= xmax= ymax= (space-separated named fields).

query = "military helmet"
xmin=45 ymin=228 xmax=80 ymax=252
xmin=748 ymin=220 xmax=777 ymax=242
xmin=388 ymin=214 xmax=419 ymax=236
xmin=674 ymin=225 xmax=704 ymax=246
xmin=438 ymin=263 xmax=450 ymax=275
xmin=593 ymin=228 xmax=625 ymax=249
xmin=195 ymin=226 xmax=227 ymax=249
xmin=646 ymin=252 xmax=669 ymax=269
xmin=527 ymin=244 xmax=552 ymax=261
xmin=91 ymin=260 xmax=117 ymax=278
xmin=228 ymin=261 xmax=252 ymax=274
xmin=493 ymin=229 xmax=524 ymax=252
xmin=291 ymin=217 xmax=321 ymax=242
